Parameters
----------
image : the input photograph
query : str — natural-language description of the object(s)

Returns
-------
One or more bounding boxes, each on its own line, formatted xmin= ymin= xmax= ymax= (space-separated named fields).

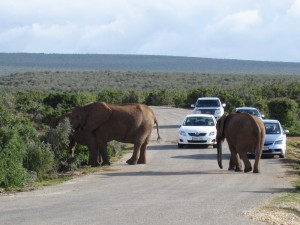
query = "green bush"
xmin=43 ymin=118 xmax=72 ymax=172
xmin=0 ymin=126 xmax=27 ymax=188
xmin=268 ymin=98 xmax=298 ymax=126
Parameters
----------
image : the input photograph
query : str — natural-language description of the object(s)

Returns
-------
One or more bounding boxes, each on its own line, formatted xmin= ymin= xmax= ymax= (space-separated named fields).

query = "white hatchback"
xmin=263 ymin=119 xmax=289 ymax=158
xmin=178 ymin=114 xmax=217 ymax=148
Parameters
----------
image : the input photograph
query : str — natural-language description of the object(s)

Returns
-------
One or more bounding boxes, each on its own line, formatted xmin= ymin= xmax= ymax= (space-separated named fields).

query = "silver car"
xmin=233 ymin=107 xmax=264 ymax=120
xmin=263 ymin=119 xmax=289 ymax=158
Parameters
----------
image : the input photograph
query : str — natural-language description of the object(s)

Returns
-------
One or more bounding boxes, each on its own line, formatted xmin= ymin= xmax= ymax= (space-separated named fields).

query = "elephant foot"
xmin=235 ymin=168 xmax=243 ymax=172
xmin=137 ymin=159 xmax=146 ymax=164
xmin=228 ymin=166 xmax=236 ymax=171
xmin=253 ymin=169 xmax=260 ymax=173
xmin=90 ymin=162 xmax=101 ymax=167
xmin=101 ymin=161 xmax=111 ymax=166
xmin=126 ymin=158 xmax=137 ymax=165
xmin=244 ymin=167 xmax=253 ymax=173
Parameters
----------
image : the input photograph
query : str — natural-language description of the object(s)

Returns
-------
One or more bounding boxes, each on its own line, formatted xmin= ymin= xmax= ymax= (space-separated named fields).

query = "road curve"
xmin=0 ymin=106 xmax=294 ymax=225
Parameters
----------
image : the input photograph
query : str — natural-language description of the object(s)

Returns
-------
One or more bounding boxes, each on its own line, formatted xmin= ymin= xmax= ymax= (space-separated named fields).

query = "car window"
xmin=237 ymin=109 xmax=259 ymax=117
xmin=196 ymin=100 xmax=220 ymax=107
xmin=264 ymin=123 xmax=281 ymax=134
xmin=183 ymin=117 xmax=215 ymax=126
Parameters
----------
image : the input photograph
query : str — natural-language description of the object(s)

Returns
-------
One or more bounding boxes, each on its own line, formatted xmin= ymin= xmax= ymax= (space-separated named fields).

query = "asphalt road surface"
xmin=0 ymin=106 xmax=294 ymax=225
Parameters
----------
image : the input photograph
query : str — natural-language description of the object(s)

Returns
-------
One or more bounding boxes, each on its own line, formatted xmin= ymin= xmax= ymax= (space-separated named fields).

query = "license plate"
xmin=192 ymin=137 xmax=203 ymax=141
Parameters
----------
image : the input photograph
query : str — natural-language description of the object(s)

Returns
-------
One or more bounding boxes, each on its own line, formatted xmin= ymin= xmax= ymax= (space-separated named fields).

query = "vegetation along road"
xmin=0 ymin=106 xmax=295 ymax=225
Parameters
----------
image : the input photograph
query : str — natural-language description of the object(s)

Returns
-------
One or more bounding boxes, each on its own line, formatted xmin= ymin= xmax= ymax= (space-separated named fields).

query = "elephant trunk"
xmin=217 ymin=137 xmax=223 ymax=169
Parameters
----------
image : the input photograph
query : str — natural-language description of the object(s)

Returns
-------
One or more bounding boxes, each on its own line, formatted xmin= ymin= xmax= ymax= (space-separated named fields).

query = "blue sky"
xmin=1 ymin=0 xmax=300 ymax=62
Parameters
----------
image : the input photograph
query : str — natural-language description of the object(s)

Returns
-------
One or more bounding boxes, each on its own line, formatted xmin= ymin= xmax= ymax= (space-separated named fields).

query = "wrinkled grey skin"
xmin=216 ymin=113 xmax=265 ymax=173
xmin=62 ymin=102 xmax=161 ymax=167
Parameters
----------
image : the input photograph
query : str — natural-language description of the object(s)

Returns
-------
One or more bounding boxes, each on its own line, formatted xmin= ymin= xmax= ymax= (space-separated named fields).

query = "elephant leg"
xmin=240 ymin=151 xmax=252 ymax=173
xmin=228 ymin=155 xmax=236 ymax=171
xmin=88 ymin=136 xmax=101 ymax=167
xmin=228 ymin=143 xmax=242 ymax=172
xmin=126 ymin=143 xmax=142 ymax=165
xmin=137 ymin=140 xmax=149 ymax=164
xmin=100 ymin=142 xmax=110 ymax=166
xmin=253 ymin=154 xmax=260 ymax=173
xmin=230 ymin=153 xmax=243 ymax=172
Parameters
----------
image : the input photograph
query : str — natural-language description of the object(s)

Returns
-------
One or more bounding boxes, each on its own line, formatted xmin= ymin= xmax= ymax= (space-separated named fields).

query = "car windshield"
xmin=264 ymin=123 xmax=281 ymax=134
xmin=195 ymin=100 xmax=220 ymax=107
xmin=237 ymin=109 xmax=259 ymax=117
xmin=183 ymin=117 xmax=215 ymax=126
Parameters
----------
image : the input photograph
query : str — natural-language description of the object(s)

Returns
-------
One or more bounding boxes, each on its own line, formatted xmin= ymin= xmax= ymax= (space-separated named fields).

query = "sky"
xmin=1 ymin=0 xmax=300 ymax=62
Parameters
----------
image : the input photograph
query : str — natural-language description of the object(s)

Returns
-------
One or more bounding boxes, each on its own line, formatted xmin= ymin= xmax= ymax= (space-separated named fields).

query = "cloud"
xmin=0 ymin=0 xmax=300 ymax=62
xmin=288 ymin=0 xmax=300 ymax=17
xmin=216 ymin=10 xmax=262 ymax=33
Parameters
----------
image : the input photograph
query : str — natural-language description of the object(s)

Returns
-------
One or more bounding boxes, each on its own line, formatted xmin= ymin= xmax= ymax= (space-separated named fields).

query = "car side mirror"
xmin=283 ymin=130 xmax=289 ymax=134
xmin=191 ymin=104 xmax=195 ymax=108
xmin=261 ymin=114 xmax=265 ymax=118
xmin=222 ymin=103 xmax=226 ymax=108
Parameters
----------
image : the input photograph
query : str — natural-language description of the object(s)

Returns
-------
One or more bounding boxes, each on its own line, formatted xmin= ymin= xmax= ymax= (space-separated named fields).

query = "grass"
xmin=245 ymin=137 xmax=300 ymax=224
xmin=287 ymin=137 xmax=300 ymax=190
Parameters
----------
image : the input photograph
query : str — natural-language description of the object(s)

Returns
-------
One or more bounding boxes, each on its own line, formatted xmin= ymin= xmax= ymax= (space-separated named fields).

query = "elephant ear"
xmin=217 ymin=114 xmax=227 ymax=141
xmin=83 ymin=102 xmax=112 ymax=132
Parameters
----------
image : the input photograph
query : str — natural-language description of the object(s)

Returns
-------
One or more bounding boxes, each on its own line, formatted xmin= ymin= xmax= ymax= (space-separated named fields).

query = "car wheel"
xmin=279 ymin=152 xmax=286 ymax=158
xmin=178 ymin=143 xmax=184 ymax=148
xmin=213 ymin=144 xmax=217 ymax=148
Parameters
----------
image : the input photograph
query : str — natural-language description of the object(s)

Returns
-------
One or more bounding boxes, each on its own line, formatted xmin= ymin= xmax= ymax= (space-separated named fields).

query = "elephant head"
xmin=69 ymin=102 xmax=112 ymax=132
xmin=216 ymin=114 xmax=227 ymax=169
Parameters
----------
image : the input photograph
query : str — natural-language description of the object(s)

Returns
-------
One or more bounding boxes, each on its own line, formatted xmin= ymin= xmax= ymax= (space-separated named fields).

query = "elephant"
xmin=67 ymin=102 xmax=161 ymax=167
xmin=216 ymin=112 xmax=265 ymax=173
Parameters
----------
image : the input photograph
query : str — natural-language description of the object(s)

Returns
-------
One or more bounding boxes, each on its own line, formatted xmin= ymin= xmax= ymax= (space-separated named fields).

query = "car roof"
xmin=185 ymin=114 xmax=215 ymax=118
xmin=197 ymin=97 xmax=220 ymax=100
xmin=263 ymin=119 xmax=280 ymax=123
xmin=235 ymin=107 xmax=258 ymax=110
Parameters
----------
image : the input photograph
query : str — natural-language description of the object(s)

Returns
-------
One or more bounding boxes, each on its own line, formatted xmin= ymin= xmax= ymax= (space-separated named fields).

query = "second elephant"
xmin=68 ymin=102 xmax=161 ymax=166
xmin=216 ymin=112 xmax=265 ymax=173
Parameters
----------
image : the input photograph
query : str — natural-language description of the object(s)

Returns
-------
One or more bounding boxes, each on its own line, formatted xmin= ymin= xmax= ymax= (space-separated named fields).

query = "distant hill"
xmin=1 ymin=53 xmax=300 ymax=76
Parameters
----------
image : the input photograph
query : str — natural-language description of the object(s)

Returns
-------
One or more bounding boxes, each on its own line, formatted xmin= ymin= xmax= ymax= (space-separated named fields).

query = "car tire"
xmin=178 ymin=143 xmax=184 ymax=148
xmin=279 ymin=152 xmax=286 ymax=158
xmin=213 ymin=144 xmax=217 ymax=148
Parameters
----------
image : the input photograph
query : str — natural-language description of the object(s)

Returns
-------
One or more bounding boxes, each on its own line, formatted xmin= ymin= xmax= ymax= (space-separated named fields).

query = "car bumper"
xmin=178 ymin=135 xmax=216 ymax=145
xmin=263 ymin=144 xmax=285 ymax=156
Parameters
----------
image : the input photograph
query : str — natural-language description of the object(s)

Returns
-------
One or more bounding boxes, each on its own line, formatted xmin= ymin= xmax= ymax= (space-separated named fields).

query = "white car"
xmin=191 ymin=97 xmax=226 ymax=120
xmin=233 ymin=107 xmax=265 ymax=120
xmin=178 ymin=114 xmax=217 ymax=148
xmin=263 ymin=119 xmax=289 ymax=158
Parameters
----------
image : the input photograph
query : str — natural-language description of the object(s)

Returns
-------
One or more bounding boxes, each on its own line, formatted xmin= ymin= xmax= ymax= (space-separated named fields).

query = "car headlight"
xmin=209 ymin=131 xmax=215 ymax=136
xmin=215 ymin=109 xmax=221 ymax=115
xmin=179 ymin=131 xmax=187 ymax=136
xmin=275 ymin=140 xmax=283 ymax=144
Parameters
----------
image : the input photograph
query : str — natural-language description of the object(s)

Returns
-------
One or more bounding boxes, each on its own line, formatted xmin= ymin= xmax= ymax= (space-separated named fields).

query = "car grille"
xmin=188 ymin=140 xmax=207 ymax=143
xmin=200 ymin=109 xmax=216 ymax=114
xmin=189 ymin=133 xmax=206 ymax=136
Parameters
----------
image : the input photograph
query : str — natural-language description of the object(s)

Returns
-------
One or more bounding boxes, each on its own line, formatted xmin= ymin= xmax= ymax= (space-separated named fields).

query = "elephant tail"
xmin=154 ymin=117 xmax=162 ymax=143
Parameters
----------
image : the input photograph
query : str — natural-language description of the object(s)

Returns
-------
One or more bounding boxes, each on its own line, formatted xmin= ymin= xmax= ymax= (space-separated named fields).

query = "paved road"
xmin=0 ymin=106 xmax=294 ymax=225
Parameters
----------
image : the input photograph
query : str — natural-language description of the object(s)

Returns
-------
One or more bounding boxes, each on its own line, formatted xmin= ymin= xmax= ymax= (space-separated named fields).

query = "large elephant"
xmin=67 ymin=102 xmax=161 ymax=166
xmin=216 ymin=112 xmax=265 ymax=173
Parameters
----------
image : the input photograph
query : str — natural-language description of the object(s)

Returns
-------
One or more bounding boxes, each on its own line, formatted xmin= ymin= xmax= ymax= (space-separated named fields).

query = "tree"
xmin=268 ymin=98 xmax=298 ymax=126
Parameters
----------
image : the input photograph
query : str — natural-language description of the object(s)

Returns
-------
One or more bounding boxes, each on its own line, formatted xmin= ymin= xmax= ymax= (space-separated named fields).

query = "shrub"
xmin=268 ymin=98 xmax=298 ymax=126
xmin=0 ymin=105 xmax=27 ymax=188
xmin=0 ymin=126 xmax=27 ymax=188
xmin=43 ymin=118 xmax=72 ymax=172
